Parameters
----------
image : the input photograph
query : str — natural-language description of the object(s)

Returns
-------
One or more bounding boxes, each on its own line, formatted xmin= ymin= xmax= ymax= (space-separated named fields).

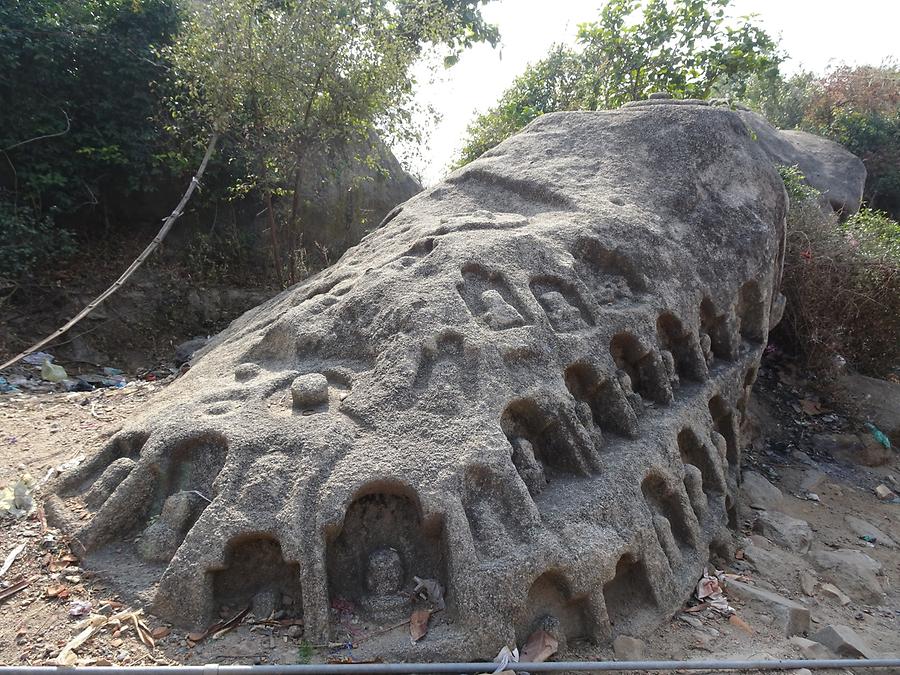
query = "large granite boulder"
xmin=738 ymin=110 xmax=866 ymax=217
xmin=47 ymin=101 xmax=789 ymax=658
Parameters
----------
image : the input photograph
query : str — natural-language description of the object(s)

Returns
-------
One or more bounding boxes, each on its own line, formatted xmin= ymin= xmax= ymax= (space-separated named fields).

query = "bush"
xmin=0 ymin=202 xmax=75 ymax=284
xmin=777 ymin=166 xmax=900 ymax=375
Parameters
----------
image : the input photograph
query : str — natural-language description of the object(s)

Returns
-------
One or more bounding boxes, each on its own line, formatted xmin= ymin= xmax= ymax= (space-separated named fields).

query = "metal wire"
xmin=3 ymin=658 xmax=900 ymax=674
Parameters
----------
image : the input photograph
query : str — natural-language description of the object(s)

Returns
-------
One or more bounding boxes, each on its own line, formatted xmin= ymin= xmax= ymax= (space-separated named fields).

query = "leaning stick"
xmin=0 ymin=132 xmax=219 ymax=372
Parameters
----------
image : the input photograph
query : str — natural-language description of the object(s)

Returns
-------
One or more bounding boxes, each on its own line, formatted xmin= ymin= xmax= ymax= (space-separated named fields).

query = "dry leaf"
xmin=799 ymin=399 xmax=822 ymax=415
xmin=151 ymin=626 xmax=171 ymax=640
xmin=187 ymin=631 xmax=206 ymax=643
xmin=409 ymin=608 xmax=431 ymax=642
xmin=729 ymin=614 xmax=753 ymax=634
xmin=46 ymin=584 xmax=69 ymax=599
xmin=521 ymin=628 xmax=558 ymax=663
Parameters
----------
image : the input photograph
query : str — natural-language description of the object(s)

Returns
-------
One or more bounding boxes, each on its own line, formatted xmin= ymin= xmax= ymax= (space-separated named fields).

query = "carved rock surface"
xmin=48 ymin=102 xmax=790 ymax=658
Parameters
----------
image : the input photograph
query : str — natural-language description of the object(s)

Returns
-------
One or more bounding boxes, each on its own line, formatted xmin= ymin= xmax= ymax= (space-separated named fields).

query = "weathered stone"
xmin=738 ymin=110 xmax=866 ymax=217
xmin=726 ymin=579 xmax=809 ymax=636
xmin=844 ymin=515 xmax=897 ymax=548
xmin=83 ymin=457 xmax=137 ymax=510
xmin=811 ymin=624 xmax=876 ymax=658
xmin=50 ymin=101 xmax=811 ymax=657
xmin=791 ymin=636 xmax=833 ymax=660
xmin=815 ymin=432 xmax=894 ymax=467
xmin=809 ymin=549 xmax=885 ymax=605
xmin=175 ymin=337 xmax=209 ymax=366
xmin=138 ymin=491 xmax=208 ymax=563
xmin=753 ymin=511 xmax=813 ymax=554
xmin=874 ymin=484 xmax=897 ymax=501
xmin=252 ymin=588 xmax=279 ymax=620
xmin=741 ymin=471 xmax=783 ymax=510
xmin=613 ymin=635 xmax=646 ymax=660
xmin=291 ymin=373 xmax=329 ymax=408
xmin=819 ymin=582 xmax=851 ymax=606
xmin=839 ymin=373 xmax=900 ymax=448
xmin=798 ymin=570 xmax=817 ymax=597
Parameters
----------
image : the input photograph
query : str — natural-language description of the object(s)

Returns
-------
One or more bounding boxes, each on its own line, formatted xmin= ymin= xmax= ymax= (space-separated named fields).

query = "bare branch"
xmin=4 ymin=109 xmax=71 ymax=152
xmin=0 ymin=131 xmax=219 ymax=372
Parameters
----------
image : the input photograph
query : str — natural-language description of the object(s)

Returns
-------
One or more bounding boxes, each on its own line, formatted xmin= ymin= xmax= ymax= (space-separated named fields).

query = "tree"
xmin=165 ymin=0 xmax=497 ymax=285
xmin=737 ymin=64 xmax=900 ymax=218
xmin=457 ymin=0 xmax=781 ymax=166
xmin=2 ymin=0 xmax=497 ymax=369
xmin=0 ymin=0 xmax=180 ymax=222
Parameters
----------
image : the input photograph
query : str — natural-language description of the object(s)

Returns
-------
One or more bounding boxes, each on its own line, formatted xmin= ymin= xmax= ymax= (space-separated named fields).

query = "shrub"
xmin=0 ymin=202 xmax=75 ymax=285
xmin=777 ymin=166 xmax=900 ymax=375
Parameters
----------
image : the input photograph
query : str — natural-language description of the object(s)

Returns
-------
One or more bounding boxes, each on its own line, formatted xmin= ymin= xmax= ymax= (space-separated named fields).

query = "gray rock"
xmin=252 ymin=588 xmax=279 ymax=620
xmin=726 ymin=579 xmax=809 ymax=636
xmin=739 ymin=110 xmax=866 ymax=217
xmin=791 ymin=636 xmax=833 ymax=660
xmin=838 ymin=373 xmax=900 ymax=448
xmin=175 ymin=337 xmax=209 ymax=366
xmin=753 ymin=510 xmax=814 ymax=554
xmin=50 ymin=101 xmax=822 ymax=658
xmin=677 ymin=614 xmax=704 ymax=630
xmin=798 ymin=570 xmax=817 ymax=597
xmin=83 ymin=457 xmax=136 ymax=509
xmin=741 ymin=471 xmax=783 ymax=510
xmin=844 ymin=515 xmax=897 ymax=549
xmin=812 ymin=624 xmax=876 ymax=658
xmin=291 ymin=373 xmax=329 ymax=408
xmin=138 ymin=491 xmax=207 ymax=563
xmin=613 ymin=635 xmax=646 ymax=660
xmin=809 ymin=549 xmax=885 ymax=605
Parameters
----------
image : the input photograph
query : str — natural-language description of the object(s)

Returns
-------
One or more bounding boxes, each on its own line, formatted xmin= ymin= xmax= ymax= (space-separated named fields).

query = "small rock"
xmin=809 ymin=549 xmax=884 ymax=605
xmin=790 ymin=636 xmax=833 ymax=660
xmin=820 ymin=582 xmax=851 ymax=606
xmin=677 ymin=613 xmax=703 ymax=629
xmin=811 ymin=624 xmax=876 ymax=658
xmin=612 ymin=635 xmax=646 ymax=661
xmin=174 ymin=337 xmax=209 ymax=366
xmin=726 ymin=579 xmax=810 ymax=636
xmin=874 ymin=484 xmax=897 ymax=501
xmin=252 ymin=589 xmax=279 ymax=620
xmin=287 ymin=624 xmax=303 ymax=639
xmin=291 ymin=373 xmax=329 ymax=408
xmin=741 ymin=471 xmax=784 ymax=510
xmin=753 ymin=510 xmax=813 ymax=554
xmin=798 ymin=570 xmax=817 ymax=597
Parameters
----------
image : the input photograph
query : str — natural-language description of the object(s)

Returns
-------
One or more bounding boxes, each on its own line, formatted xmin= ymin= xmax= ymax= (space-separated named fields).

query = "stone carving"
xmin=47 ymin=100 xmax=797 ymax=658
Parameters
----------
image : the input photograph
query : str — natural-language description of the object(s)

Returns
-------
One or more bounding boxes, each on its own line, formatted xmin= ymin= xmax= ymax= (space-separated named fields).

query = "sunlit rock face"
xmin=48 ymin=100 xmax=794 ymax=659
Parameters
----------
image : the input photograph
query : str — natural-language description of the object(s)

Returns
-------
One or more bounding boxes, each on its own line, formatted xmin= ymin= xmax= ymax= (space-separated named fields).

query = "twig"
xmin=3 ymin=110 xmax=71 ymax=151
xmin=0 ymin=131 xmax=219 ymax=372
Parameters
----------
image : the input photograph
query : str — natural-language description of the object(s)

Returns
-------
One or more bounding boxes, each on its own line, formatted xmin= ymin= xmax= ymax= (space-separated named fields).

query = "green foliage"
xmin=844 ymin=207 xmax=900 ymax=264
xmin=165 ymin=0 xmax=496 ymax=285
xmin=0 ymin=203 xmax=75 ymax=282
xmin=731 ymin=70 xmax=821 ymax=130
xmin=776 ymin=166 xmax=900 ymax=375
xmin=0 ymin=0 xmax=181 ymax=217
xmin=458 ymin=0 xmax=781 ymax=165
xmin=458 ymin=46 xmax=583 ymax=165
xmin=741 ymin=64 xmax=900 ymax=219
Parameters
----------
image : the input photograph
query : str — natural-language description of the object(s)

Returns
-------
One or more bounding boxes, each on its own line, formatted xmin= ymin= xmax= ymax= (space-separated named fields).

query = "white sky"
xmin=402 ymin=0 xmax=899 ymax=185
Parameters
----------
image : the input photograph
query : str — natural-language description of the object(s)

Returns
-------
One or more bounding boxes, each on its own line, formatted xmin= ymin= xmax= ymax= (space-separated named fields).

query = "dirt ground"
xmin=0 ymin=352 xmax=898 ymax=672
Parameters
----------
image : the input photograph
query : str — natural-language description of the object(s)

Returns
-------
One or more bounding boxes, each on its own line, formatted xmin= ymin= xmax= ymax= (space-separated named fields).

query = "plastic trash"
xmin=0 ymin=377 xmax=19 ymax=393
xmin=23 ymin=351 xmax=54 ymax=366
xmin=40 ymin=358 xmax=68 ymax=382
xmin=865 ymin=422 xmax=892 ymax=450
